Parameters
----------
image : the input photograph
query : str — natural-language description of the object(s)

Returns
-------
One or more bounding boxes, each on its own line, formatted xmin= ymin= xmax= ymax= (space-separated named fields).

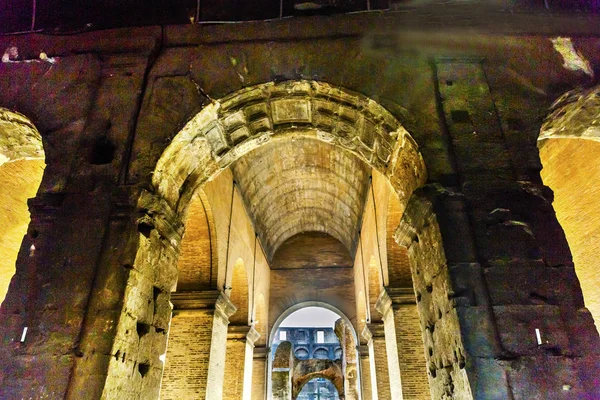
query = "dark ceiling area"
xmin=1 ymin=0 xmax=597 ymax=35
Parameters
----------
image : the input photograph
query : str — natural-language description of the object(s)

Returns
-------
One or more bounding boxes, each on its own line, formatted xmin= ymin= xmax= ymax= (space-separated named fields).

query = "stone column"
xmin=357 ymin=345 xmax=373 ymax=400
xmin=271 ymin=341 xmax=293 ymax=400
xmin=376 ymin=288 xmax=430 ymax=400
xmin=223 ymin=325 xmax=260 ymax=400
xmin=161 ymin=290 xmax=236 ymax=400
xmin=372 ymin=296 xmax=404 ymax=400
xmin=362 ymin=324 xmax=391 ymax=400
xmin=335 ymin=319 xmax=359 ymax=400
xmin=252 ymin=346 xmax=268 ymax=400
xmin=429 ymin=59 xmax=600 ymax=398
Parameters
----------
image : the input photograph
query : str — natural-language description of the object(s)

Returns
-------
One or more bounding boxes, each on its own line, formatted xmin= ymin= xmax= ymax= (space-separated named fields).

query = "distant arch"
xmin=538 ymin=86 xmax=600 ymax=329
xmin=0 ymin=108 xmax=45 ymax=306
xmin=230 ymin=257 xmax=249 ymax=325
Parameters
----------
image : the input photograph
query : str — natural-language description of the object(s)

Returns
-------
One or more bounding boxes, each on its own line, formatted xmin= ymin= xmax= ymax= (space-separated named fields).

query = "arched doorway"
xmin=269 ymin=303 xmax=358 ymax=400
xmin=82 ymin=80 xmax=465 ymax=400
xmin=538 ymin=87 xmax=600 ymax=330
xmin=297 ymin=377 xmax=341 ymax=400
xmin=0 ymin=108 xmax=45 ymax=306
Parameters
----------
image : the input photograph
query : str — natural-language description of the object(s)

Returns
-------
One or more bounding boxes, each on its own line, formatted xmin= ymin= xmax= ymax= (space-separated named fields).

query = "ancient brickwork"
xmin=224 ymin=330 xmax=248 ymax=399
xmin=1 ymin=14 xmax=600 ymax=398
xmin=358 ymin=347 xmax=373 ymax=400
xmin=252 ymin=346 xmax=268 ymax=399
xmin=391 ymin=293 xmax=431 ymax=399
xmin=363 ymin=324 xmax=392 ymax=400
xmin=161 ymin=311 xmax=214 ymax=398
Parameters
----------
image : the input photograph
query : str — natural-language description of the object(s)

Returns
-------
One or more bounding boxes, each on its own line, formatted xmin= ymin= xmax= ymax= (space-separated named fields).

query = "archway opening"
xmin=297 ymin=377 xmax=340 ymax=400
xmin=270 ymin=303 xmax=357 ymax=400
xmin=94 ymin=81 xmax=437 ymax=400
xmin=538 ymin=88 xmax=600 ymax=330
xmin=0 ymin=109 xmax=45 ymax=307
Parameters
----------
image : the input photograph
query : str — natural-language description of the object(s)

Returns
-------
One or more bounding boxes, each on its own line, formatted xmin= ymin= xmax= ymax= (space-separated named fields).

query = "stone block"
xmin=493 ymin=305 xmax=569 ymax=356
xmin=561 ymin=307 xmax=600 ymax=357
xmin=449 ymin=262 xmax=489 ymax=307
xmin=484 ymin=263 xmax=584 ymax=307
xmin=467 ymin=357 xmax=510 ymax=400
xmin=456 ymin=307 xmax=501 ymax=358
xmin=271 ymin=99 xmax=311 ymax=124
xmin=505 ymin=356 xmax=593 ymax=400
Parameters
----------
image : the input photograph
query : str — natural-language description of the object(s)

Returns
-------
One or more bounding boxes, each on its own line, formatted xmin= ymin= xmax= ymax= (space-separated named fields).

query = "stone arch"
xmin=356 ymin=290 xmax=367 ymax=336
xmin=176 ymin=188 xmax=217 ymax=290
xmin=254 ymin=292 xmax=268 ymax=346
xmin=0 ymin=108 xmax=45 ymax=306
xmin=313 ymin=347 xmax=330 ymax=359
xmin=230 ymin=257 xmax=249 ymax=325
xmin=294 ymin=373 xmax=343 ymax=400
xmin=538 ymin=86 xmax=600 ymax=329
xmin=152 ymin=80 xmax=426 ymax=219
xmin=367 ymin=255 xmax=382 ymax=322
xmin=269 ymin=301 xmax=358 ymax=346
xmin=99 ymin=80 xmax=428 ymax=399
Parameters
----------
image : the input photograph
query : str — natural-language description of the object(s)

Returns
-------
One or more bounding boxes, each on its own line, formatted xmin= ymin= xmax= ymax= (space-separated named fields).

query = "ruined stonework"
xmin=0 ymin=6 xmax=600 ymax=399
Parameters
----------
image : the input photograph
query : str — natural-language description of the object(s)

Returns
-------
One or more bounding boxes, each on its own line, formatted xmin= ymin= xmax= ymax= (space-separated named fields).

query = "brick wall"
xmin=161 ymin=310 xmax=214 ymax=399
xmin=394 ymin=305 xmax=430 ymax=399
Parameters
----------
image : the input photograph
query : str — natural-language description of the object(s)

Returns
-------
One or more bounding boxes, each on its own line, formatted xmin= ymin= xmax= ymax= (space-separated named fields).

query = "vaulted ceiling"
xmin=230 ymin=137 xmax=370 ymax=261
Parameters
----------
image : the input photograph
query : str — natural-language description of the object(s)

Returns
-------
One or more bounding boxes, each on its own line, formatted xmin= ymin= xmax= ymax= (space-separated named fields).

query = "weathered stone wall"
xmin=161 ymin=310 xmax=214 ymax=399
xmin=392 ymin=302 xmax=430 ymax=399
xmin=539 ymin=87 xmax=600 ymax=330
xmin=224 ymin=329 xmax=248 ymax=399
xmin=269 ymin=268 xmax=356 ymax=335
xmin=396 ymin=195 xmax=472 ymax=399
xmin=0 ymin=11 xmax=599 ymax=399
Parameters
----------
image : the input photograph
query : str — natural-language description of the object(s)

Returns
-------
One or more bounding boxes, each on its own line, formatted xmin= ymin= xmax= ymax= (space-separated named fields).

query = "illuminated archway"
xmin=0 ymin=108 xmax=45 ymax=306
xmin=86 ymin=81 xmax=455 ymax=400
xmin=539 ymin=86 xmax=600 ymax=330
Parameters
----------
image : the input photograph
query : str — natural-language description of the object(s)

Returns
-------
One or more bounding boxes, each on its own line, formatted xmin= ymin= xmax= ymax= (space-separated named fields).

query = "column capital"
xmin=247 ymin=326 xmax=260 ymax=345
xmin=376 ymin=287 xmax=416 ymax=317
xmin=365 ymin=322 xmax=385 ymax=339
xmin=253 ymin=345 xmax=268 ymax=359
xmin=361 ymin=325 xmax=373 ymax=342
xmin=171 ymin=290 xmax=237 ymax=320
xmin=357 ymin=345 xmax=369 ymax=356
xmin=387 ymin=287 xmax=417 ymax=305
xmin=228 ymin=324 xmax=252 ymax=340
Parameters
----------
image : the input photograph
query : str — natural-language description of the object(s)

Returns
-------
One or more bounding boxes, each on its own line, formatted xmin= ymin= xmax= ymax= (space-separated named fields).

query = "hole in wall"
xmin=138 ymin=222 xmax=154 ymax=238
xmin=451 ymin=110 xmax=471 ymax=124
xmin=123 ymin=264 xmax=134 ymax=270
xmin=90 ymin=136 xmax=116 ymax=165
xmin=138 ymin=362 xmax=151 ymax=378
xmin=137 ymin=322 xmax=151 ymax=338
xmin=506 ymin=117 xmax=525 ymax=131
xmin=426 ymin=284 xmax=433 ymax=293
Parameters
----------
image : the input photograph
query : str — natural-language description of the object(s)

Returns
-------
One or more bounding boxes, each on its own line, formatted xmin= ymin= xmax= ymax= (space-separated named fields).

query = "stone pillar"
xmin=335 ymin=319 xmax=359 ymax=400
xmin=362 ymin=324 xmax=391 ymax=400
xmin=0 ymin=192 xmax=116 ymax=399
xmin=223 ymin=325 xmax=259 ymax=400
xmin=372 ymin=296 xmax=404 ymax=400
xmin=252 ymin=346 xmax=268 ymax=400
xmin=358 ymin=345 xmax=373 ymax=400
xmin=376 ymin=288 xmax=430 ymax=400
xmin=429 ymin=59 xmax=600 ymax=399
xmin=161 ymin=290 xmax=236 ymax=400
xmin=271 ymin=341 xmax=293 ymax=400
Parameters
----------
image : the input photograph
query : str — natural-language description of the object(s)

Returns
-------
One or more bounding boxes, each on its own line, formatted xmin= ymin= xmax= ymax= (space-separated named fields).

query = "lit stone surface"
xmin=0 ymin=14 xmax=599 ymax=398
